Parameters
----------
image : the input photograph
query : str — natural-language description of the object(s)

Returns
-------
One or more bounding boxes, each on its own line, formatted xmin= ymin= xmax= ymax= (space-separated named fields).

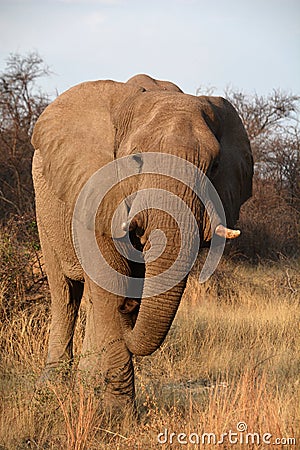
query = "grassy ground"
xmin=0 ymin=239 xmax=299 ymax=448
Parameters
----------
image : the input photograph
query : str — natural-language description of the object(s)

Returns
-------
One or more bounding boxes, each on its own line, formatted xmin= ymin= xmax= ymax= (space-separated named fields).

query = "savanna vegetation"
xmin=0 ymin=53 xmax=299 ymax=449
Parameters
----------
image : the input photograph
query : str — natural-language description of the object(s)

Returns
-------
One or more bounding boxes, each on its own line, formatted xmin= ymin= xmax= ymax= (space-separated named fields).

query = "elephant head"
xmin=108 ymin=88 xmax=253 ymax=356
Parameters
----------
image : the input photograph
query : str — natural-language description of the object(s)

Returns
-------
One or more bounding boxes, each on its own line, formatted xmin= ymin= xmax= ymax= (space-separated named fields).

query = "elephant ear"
xmin=198 ymin=96 xmax=253 ymax=227
xmin=126 ymin=74 xmax=183 ymax=92
xmin=31 ymin=79 xmax=144 ymax=238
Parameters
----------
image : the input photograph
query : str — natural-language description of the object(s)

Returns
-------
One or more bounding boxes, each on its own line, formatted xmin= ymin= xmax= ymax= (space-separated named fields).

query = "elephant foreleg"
xmin=39 ymin=233 xmax=82 ymax=382
xmin=78 ymin=278 xmax=135 ymax=416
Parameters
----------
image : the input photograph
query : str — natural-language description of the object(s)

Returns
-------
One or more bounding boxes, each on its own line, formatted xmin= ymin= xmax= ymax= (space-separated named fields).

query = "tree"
xmin=224 ymin=88 xmax=300 ymax=208
xmin=196 ymin=85 xmax=300 ymax=259
xmin=223 ymin=88 xmax=300 ymax=259
xmin=0 ymin=52 xmax=51 ymax=220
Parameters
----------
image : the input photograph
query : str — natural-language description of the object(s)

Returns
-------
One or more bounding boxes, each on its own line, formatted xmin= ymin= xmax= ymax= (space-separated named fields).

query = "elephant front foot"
xmin=102 ymin=392 xmax=137 ymax=426
xmin=100 ymin=358 xmax=135 ymax=422
xmin=77 ymin=355 xmax=136 ymax=422
xmin=80 ymin=358 xmax=136 ymax=420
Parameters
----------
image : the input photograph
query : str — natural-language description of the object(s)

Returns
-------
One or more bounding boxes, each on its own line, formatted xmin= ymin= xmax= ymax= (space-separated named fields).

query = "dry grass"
xmin=0 ymin=246 xmax=299 ymax=448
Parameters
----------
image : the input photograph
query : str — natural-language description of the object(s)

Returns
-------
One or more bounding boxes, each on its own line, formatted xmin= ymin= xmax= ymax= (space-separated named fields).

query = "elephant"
xmin=31 ymin=73 xmax=253 ymax=417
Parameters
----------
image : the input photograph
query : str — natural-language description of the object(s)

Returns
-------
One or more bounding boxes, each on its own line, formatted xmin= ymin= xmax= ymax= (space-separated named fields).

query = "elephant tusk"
xmin=215 ymin=224 xmax=241 ymax=239
xmin=121 ymin=221 xmax=129 ymax=231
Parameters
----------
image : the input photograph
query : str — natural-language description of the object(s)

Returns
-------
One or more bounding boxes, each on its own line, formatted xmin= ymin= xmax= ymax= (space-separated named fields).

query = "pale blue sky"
xmin=0 ymin=0 xmax=299 ymax=97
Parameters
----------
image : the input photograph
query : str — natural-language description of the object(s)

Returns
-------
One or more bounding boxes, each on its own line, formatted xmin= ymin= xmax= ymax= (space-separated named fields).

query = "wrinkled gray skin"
xmin=31 ymin=74 xmax=253 ymax=416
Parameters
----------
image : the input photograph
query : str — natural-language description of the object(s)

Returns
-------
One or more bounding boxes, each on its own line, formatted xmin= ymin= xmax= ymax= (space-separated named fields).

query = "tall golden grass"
xmin=0 ymin=241 xmax=299 ymax=448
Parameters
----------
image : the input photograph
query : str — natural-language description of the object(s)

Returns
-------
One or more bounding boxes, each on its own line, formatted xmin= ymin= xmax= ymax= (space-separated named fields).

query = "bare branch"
xmin=0 ymin=52 xmax=50 ymax=220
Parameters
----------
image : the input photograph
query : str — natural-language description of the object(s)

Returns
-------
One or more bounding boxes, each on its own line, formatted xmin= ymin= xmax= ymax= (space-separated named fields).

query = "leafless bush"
xmin=221 ymin=88 xmax=300 ymax=260
xmin=225 ymin=87 xmax=300 ymax=208
xmin=227 ymin=179 xmax=299 ymax=262
xmin=0 ymin=214 xmax=45 ymax=319
xmin=0 ymin=52 xmax=50 ymax=220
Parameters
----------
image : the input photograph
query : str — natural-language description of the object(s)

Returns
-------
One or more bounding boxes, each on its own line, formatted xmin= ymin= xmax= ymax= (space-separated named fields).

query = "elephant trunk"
xmin=119 ymin=227 xmax=188 ymax=356
xmin=118 ymin=180 xmax=204 ymax=357
xmin=120 ymin=280 xmax=185 ymax=356
xmin=119 ymin=224 xmax=241 ymax=356
xmin=118 ymin=182 xmax=240 ymax=357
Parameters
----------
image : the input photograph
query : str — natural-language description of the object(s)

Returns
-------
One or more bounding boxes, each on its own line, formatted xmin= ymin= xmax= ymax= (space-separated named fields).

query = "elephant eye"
xmin=132 ymin=152 xmax=143 ymax=169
